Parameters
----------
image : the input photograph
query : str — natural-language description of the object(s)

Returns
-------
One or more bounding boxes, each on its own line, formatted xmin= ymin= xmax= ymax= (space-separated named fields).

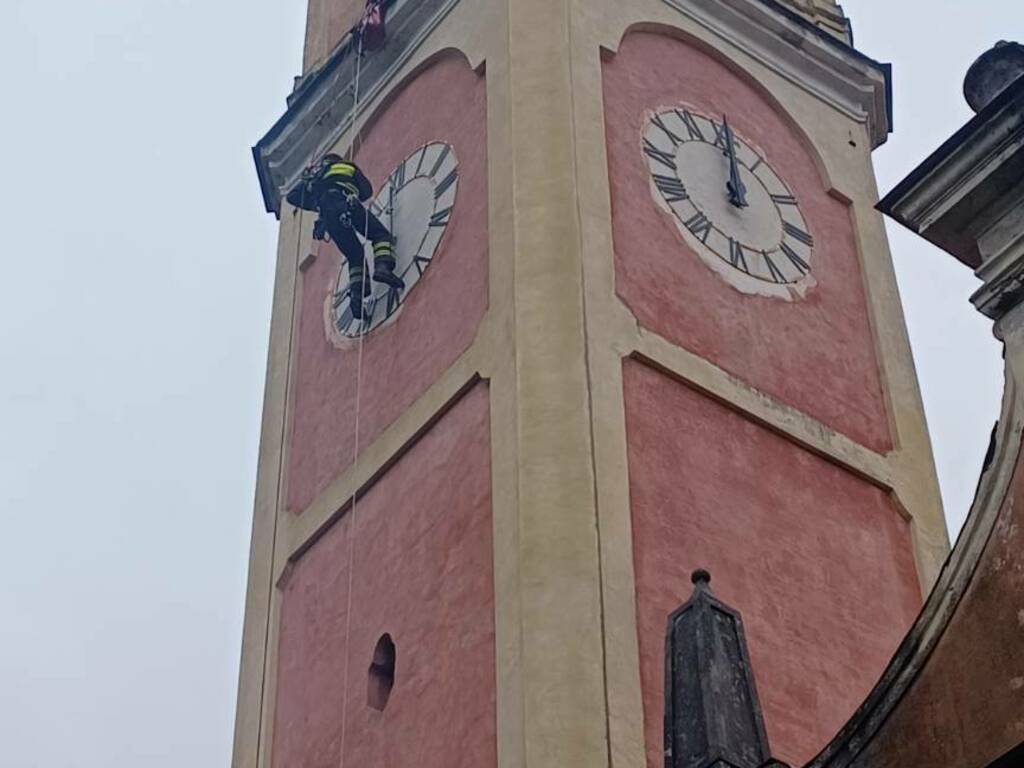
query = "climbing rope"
xmin=337 ymin=13 xmax=373 ymax=768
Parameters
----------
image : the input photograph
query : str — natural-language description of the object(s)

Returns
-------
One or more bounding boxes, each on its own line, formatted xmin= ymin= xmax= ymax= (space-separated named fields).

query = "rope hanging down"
xmin=285 ymin=4 xmax=390 ymax=764
xmin=336 ymin=3 xmax=381 ymax=765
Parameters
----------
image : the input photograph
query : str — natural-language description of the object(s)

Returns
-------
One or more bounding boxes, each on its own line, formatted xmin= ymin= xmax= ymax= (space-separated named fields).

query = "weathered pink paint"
xmin=272 ymin=383 xmax=496 ymax=768
xmin=623 ymin=359 xmax=920 ymax=766
xmin=604 ymin=31 xmax=892 ymax=453
xmin=287 ymin=53 xmax=488 ymax=513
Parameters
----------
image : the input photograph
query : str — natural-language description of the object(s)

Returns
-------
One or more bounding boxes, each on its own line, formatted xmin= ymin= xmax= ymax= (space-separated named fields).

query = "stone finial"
xmin=964 ymin=41 xmax=1024 ymax=112
xmin=665 ymin=570 xmax=786 ymax=768
xmin=692 ymin=568 xmax=712 ymax=586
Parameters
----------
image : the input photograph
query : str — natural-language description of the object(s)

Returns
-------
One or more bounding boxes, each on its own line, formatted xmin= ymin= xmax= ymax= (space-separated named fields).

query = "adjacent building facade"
xmin=234 ymin=1 xmax=951 ymax=766
xmin=812 ymin=41 xmax=1024 ymax=768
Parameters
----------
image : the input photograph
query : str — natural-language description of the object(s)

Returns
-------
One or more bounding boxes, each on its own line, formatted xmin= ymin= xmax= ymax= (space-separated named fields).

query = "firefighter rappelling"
xmin=284 ymin=0 xmax=394 ymax=321
xmin=286 ymin=154 xmax=404 ymax=319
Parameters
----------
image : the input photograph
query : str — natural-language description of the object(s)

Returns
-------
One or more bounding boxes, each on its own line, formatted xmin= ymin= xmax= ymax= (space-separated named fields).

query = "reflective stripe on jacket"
xmin=322 ymin=162 xmax=373 ymax=201
xmin=284 ymin=159 xmax=374 ymax=211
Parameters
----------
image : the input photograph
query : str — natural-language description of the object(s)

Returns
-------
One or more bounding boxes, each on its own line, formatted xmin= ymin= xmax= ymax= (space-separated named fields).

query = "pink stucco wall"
xmin=286 ymin=53 xmax=489 ymax=513
xmin=623 ymin=359 xmax=920 ymax=766
xmin=272 ymin=383 xmax=496 ymax=768
xmin=604 ymin=31 xmax=892 ymax=453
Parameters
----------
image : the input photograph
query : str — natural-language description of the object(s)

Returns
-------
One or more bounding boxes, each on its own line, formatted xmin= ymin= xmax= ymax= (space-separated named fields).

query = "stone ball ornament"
xmin=964 ymin=41 xmax=1024 ymax=113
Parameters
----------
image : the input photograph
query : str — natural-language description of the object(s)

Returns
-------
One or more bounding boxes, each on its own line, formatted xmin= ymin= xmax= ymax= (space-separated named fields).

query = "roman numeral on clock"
xmin=643 ymin=138 xmax=677 ymax=171
xmin=771 ymin=193 xmax=798 ymax=206
xmin=429 ymin=143 xmax=452 ymax=178
xmin=783 ymin=222 xmax=814 ymax=247
xmin=711 ymin=120 xmax=729 ymax=150
xmin=684 ymin=211 xmax=713 ymax=242
xmin=729 ymin=239 xmax=748 ymax=271
xmin=675 ymin=109 xmax=705 ymax=142
xmin=414 ymin=145 xmax=428 ymax=176
xmin=434 ymin=168 xmax=458 ymax=199
xmin=336 ymin=303 xmax=354 ymax=332
xmin=360 ymin=296 xmax=378 ymax=330
xmin=780 ymin=242 xmax=810 ymax=275
xmin=412 ymin=255 xmax=431 ymax=276
xmin=651 ymin=113 xmax=683 ymax=146
xmin=391 ymin=162 xmax=406 ymax=190
xmin=385 ymin=288 xmax=402 ymax=317
xmin=429 ymin=207 xmax=452 ymax=228
xmin=764 ymin=252 xmax=787 ymax=283
xmin=653 ymin=174 xmax=689 ymax=203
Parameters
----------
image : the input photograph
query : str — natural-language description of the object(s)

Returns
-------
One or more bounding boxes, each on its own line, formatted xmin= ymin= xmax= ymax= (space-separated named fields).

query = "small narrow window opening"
xmin=367 ymin=634 xmax=396 ymax=711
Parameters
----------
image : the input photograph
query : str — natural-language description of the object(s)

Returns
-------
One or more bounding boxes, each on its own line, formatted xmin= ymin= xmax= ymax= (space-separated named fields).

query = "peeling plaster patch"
xmin=1011 ymin=677 xmax=1024 ymax=691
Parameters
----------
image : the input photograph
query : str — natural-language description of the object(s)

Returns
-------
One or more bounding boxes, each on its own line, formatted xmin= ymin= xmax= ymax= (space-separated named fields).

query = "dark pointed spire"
xmin=664 ymin=570 xmax=786 ymax=768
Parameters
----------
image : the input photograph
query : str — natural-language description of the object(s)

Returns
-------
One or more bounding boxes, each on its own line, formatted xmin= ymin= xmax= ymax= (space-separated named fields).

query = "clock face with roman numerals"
xmin=643 ymin=107 xmax=815 ymax=300
xmin=329 ymin=141 xmax=458 ymax=339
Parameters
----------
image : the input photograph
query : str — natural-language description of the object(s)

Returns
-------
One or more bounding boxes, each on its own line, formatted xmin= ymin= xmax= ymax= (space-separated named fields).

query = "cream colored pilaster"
xmin=506 ymin=0 xmax=610 ymax=764
xmin=232 ymin=210 xmax=310 ymax=768
xmin=478 ymin=3 xmax=525 ymax=765
xmin=843 ymin=140 xmax=949 ymax=591
xmin=568 ymin=2 xmax=649 ymax=766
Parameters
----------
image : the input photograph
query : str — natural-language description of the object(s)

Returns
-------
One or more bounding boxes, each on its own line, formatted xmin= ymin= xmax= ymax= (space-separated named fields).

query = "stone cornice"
xmin=878 ymin=76 xmax=1024 ymax=271
xmin=973 ymin=234 xmax=1024 ymax=318
xmin=253 ymin=0 xmax=461 ymax=216
xmin=253 ymin=0 xmax=892 ymax=217
xmin=654 ymin=0 xmax=892 ymax=147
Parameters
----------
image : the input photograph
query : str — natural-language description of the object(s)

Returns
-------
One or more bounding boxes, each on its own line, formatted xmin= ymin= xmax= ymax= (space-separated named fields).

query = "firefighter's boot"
xmin=372 ymin=243 xmax=405 ymax=291
xmin=349 ymin=262 xmax=372 ymax=319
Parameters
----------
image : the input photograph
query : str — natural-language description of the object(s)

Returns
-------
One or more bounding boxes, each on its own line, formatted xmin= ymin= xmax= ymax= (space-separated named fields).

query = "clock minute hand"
xmin=722 ymin=117 xmax=749 ymax=209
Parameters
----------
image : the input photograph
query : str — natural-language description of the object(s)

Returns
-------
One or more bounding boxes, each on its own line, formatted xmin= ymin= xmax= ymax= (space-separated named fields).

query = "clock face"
xmin=329 ymin=141 xmax=458 ymax=339
xmin=643 ymin=107 xmax=815 ymax=299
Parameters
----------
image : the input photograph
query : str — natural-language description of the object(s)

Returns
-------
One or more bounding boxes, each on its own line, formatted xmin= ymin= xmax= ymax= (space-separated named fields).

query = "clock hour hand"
xmin=722 ymin=116 xmax=749 ymax=209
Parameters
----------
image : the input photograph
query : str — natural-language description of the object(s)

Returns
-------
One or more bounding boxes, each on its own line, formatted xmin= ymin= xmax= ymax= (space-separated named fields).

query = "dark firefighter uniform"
xmin=286 ymin=154 xmax=404 ymax=319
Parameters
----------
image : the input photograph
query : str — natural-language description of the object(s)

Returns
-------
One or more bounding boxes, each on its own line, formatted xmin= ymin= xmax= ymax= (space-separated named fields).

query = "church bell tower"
xmin=234 ymin=1 xmax=948 ymax=766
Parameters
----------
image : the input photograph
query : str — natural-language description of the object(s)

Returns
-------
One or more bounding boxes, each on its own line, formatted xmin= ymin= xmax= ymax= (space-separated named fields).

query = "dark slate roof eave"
xmin=755 ymin=0 xmax=894 ymax=136
xmin=878 ymin=75 xmax=1024 ymax=223
xmin=254 ymin=0 xmax=894 ymax=215
xmin=253 ymin=0 xmax=401 ymax=216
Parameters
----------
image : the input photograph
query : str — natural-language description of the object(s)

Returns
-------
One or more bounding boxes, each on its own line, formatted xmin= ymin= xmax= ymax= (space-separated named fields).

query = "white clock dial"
xmin=329 ymin=141 xmax=458 ymax=339
xmin=643 ymin=107 xmax=815 ymax=300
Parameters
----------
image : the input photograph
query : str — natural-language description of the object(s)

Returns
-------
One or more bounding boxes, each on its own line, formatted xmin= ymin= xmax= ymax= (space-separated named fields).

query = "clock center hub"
xmin=675 ymin=141 xmax=781 ymax=252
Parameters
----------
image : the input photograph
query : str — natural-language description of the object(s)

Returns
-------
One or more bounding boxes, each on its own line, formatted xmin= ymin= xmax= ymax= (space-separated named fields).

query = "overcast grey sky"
xmin=0 ymin=1 xmax=1016 ymax=766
